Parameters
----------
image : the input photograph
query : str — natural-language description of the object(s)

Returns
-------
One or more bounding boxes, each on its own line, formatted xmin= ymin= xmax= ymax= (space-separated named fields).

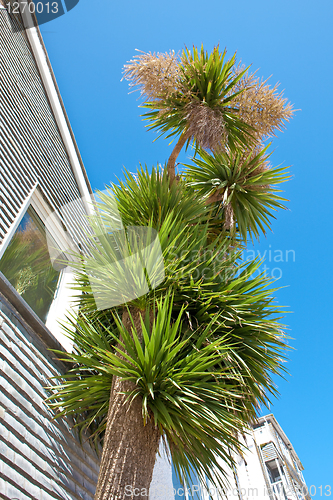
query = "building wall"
xmin=160 ymin=417 xmax=310 ymax=500
xmin=0 ymin=291 xmax=99 ymax=499
xmin=229 ymin=418 xmax=309 ymax=500
xmin=0 ymin=6 xmax=100 ymax=498
xmin=0 ymin=7 xmax=88 ymax=254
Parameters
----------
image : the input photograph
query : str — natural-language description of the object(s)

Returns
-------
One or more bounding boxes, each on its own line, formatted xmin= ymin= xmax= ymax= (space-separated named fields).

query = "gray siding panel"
xmin=0 ymin=298 xmax=99 ymax=499
xmin=0 ymin=9 xmax=100 ymax=499
xmin=0 ymin=9 xmax=89 ymax=251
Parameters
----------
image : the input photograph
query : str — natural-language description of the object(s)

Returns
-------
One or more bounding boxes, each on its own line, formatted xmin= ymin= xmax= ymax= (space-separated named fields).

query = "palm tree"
xmin=47 ymin=45 xmax=293 ymax=500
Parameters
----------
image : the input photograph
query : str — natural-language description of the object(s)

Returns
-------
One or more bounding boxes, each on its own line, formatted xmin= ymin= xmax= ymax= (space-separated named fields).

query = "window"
xmin=0 ymin=189 xmax=78 ymax=351
xmin=266 ymin=460 xmax=282 ymax=484
xmin=0 ymin=205 xmax=61 ymax=322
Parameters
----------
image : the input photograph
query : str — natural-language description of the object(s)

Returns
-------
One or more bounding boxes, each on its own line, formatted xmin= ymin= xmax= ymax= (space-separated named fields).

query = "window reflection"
xmin=0 ymin=206 xmax=60 ymax=322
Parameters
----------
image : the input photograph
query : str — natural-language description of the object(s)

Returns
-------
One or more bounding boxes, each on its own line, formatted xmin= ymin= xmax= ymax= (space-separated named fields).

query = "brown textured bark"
xmin=205 ymin=192 xmax=235 ymax=230
xmin=223 ymin=202 xmax=234 ymax=230
xmin=205 ymin=191 xmax=223 ymax=205
xmin=94 ymin=310 xmax=160 ymax=500
xmin=167 ymin=130 xmax=191 ymax=185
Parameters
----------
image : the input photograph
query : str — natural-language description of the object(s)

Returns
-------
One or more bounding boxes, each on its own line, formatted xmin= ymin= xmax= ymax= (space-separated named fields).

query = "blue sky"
xmin=40 ymin=0 xmax=333 ymax=488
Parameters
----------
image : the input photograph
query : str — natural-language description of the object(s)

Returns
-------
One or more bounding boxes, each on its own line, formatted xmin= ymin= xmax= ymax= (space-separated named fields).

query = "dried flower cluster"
xmin=185 ymin=101 xmax=228 ymax=151
xmin=231 ymin=68 xmax=294 ymax=142
xmin=123 ymin=50 xmax=180 ymax=101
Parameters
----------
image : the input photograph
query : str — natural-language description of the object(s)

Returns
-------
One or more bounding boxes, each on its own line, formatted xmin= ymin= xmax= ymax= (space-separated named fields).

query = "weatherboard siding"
xmin=0 ymin=297 xmax=99 ymax=499
xmin=0 ymin=8 xmax=88 ymax=249
xmin=0 ymin=8 xmax=100 ymax=498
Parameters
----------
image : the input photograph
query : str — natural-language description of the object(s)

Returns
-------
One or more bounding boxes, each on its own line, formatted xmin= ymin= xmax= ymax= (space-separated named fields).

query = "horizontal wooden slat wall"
xmin=0 ymin=8 xmax=101 ymax=499
xmin=0 ymin=8 xmax=89 ymax=250
xmin=0 ymin=298 xmax=99 ymax=499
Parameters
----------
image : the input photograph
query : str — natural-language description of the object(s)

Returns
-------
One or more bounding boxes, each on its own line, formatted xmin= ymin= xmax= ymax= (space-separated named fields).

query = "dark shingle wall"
xmin=0 ymin=9 xmax=88 ymax=249
xmin=0 ymin=296 xmax=99 ymax=499
xmin=0 ymin=8 xmax=100 ymax=498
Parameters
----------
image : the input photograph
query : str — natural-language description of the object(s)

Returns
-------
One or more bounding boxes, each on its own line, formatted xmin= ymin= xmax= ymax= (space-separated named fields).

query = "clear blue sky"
xmin=40 ymin=0 xmax=333 ymax=488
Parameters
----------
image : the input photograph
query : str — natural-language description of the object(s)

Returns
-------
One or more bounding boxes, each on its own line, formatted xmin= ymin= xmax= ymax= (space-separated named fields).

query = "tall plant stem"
xmin=94 ymin=309 xmax=160 ymax=500
xmin=167 ymin=130 xmax=191 ymax=185
xmin=205 ymin=192 xmax=222 ymax=205
xmin=205 ymin=191 xmax=235 ymax=230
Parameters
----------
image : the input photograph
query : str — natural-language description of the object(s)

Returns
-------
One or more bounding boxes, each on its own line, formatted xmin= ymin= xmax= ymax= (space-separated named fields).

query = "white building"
xmin=217 ymin=414 xmax=310 ymax=500
xmin=151 ymin=414 xmax=310 ymax=500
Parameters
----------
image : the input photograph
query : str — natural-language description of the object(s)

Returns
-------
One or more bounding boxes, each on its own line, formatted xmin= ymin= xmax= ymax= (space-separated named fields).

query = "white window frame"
xmin=0 ymin=185 xmax=79 ymax=352
xmin=30 ymin=188 xmax=80 ymax=352
xmin=0 ymin=181 xmax=38 ymax=260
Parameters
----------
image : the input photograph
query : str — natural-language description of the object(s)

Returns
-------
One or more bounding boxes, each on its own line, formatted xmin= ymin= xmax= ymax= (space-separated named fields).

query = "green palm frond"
xmin=143 ymin=45 xmax=254 ymax=151
xmin=107 ymin=164 xmax=207 ymax=229
xmin=68 ymin=164 xmax=217 ymax=313
xmin=185 ymin=145 xmax=290 ymax=242
xmin=168 ymin=244 xmax=289 ymax=413
xmin=47 ymin=252 xmax=289 ymax=487
xmin=69 ymin=190 xmax=231 ymax=316
xmin=47 ymin=294 xmax=250 ymax=492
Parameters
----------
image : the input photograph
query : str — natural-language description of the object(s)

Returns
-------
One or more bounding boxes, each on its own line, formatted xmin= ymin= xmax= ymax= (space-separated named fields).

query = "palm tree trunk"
xmin=167 ymin=130 xmax=191 ymax=185
xmin=205 ymin=192 xmax=235 ymax=230
xmin=94 ymin=310 xmax=160 ymax=500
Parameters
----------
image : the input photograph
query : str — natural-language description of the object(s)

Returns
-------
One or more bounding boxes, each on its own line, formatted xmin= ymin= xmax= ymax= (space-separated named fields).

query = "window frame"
xmin=0 ymin=186 xmax=79 ymax=352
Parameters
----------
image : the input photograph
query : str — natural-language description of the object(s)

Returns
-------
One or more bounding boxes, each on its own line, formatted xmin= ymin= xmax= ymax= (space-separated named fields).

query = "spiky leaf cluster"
xmin=48 ymin=283 xmax=287 ymax=492
xmin=124 ymin=45 xmax=293 ymax=151
xmin=186 ymin=145 xmax=290 ymax=241
xmin=47 ymin=165 xmax=289 ymax=492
